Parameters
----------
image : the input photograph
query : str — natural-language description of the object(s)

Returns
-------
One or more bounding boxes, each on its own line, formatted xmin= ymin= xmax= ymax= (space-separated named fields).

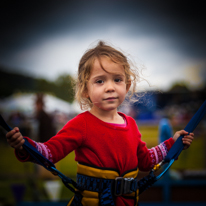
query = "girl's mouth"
xmin=105 ymin=97 xmax=117 ymax=100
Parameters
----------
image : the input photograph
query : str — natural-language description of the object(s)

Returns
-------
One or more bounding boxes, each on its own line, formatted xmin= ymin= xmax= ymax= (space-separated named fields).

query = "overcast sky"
xmin=0 ymin=0 xmax=206 ymax=91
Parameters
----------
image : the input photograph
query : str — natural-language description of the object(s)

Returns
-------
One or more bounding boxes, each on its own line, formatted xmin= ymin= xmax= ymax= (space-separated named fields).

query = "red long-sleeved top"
xmin=16 ymin=111 xmax=174 ymax=205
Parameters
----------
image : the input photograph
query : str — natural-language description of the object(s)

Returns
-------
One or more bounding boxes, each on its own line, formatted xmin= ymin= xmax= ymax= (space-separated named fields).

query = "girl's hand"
xmin=6 ymin=127 xmax=25 ymax=151
xmin=173 ymin=130 xmax=194 ymax=150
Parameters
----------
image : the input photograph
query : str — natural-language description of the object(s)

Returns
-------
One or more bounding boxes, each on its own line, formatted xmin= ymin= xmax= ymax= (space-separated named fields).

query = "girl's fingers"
xmin=6 ymin=130 xmax=15 ymax=139
xmin=5 ymin=127 xmax=24 ymax=150
xmin=186 ymin=132 xmax=194 ymax=137
xmin=7 ymin=133 xmax=21 ymax=144
xmin=173 ymin=130 xmax=192 ymax=142
xmin=184 ymin=133 xmax=194 ymax=140
xmin=9 ymin=136 xmax=24 ymax=149
xmin=183 ymin=139 xmax=192 ymax=145
xmin=13 ymin=139 xmax=25 ymax=150
xmin=6 ymin=127 xmax=24 ymax=149
xmin=6 ymin=127 xmax=19 ymax=139
xmin=182 ymin=132 xmax=194 ymax=149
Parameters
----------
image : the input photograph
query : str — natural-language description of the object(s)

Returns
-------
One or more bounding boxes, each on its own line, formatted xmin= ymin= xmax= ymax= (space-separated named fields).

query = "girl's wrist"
xmin=17 ymin=148 xmax=27 ymax=156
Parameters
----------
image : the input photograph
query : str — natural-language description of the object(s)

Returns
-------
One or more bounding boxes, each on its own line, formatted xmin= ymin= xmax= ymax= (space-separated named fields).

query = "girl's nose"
xmin=105 ymin=81 xmax=115 ymax=92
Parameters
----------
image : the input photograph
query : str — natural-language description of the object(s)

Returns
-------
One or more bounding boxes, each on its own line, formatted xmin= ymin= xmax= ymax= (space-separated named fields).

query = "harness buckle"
xmin=114 ymin=177 xmax=134 ymax=196
xmin=114 ymin=177 xmax=124 ymax=196
xmin=124 ymin=178 xmax=134 ymax=194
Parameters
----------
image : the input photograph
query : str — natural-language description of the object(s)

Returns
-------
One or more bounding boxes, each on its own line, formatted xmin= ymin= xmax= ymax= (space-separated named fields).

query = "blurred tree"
xmin=0 ymin=68 xmax=75 ymax=103
xmin=0 ymin=68 xmax=35 ymax=97
xmin=168 ymin=81 xmax=190 ymax=93
xmin=54 ymin=74 xmax=75 ymax=103
xmin=36 ymin=79 xmax=55 ymax=94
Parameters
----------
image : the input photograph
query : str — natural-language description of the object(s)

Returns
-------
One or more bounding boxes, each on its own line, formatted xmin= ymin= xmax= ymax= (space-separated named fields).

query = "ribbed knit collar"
xmin=84 ymin=111 xmax=129 ymax=131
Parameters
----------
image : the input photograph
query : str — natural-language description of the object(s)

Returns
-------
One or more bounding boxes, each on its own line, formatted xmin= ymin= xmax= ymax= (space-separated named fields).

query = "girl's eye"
xmin=96 ymin=80 xmax=104 ymax=84
xmin=114 ymin=78 xmax=122 ymax=83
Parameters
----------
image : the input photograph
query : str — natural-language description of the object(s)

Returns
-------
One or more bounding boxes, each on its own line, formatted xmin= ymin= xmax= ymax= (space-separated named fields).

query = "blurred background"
xmin=0 ymin=0 xmax=206 ymax=205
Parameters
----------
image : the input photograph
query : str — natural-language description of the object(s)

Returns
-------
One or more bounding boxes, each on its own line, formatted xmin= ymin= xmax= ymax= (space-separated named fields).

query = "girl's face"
xmin=86 ymin=57 xmax=130 ymax=113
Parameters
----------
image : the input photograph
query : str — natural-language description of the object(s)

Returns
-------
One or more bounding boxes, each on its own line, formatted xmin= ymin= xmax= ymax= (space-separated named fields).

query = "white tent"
xmin=0 ymin=93 xmax=81 ymax=115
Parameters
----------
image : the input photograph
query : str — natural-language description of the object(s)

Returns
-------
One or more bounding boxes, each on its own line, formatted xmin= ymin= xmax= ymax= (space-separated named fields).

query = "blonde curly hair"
xmin=75 ymin=41 xmax=141 ymax=110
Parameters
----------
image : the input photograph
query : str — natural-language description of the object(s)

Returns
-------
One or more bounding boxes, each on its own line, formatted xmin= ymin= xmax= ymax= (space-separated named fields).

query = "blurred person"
xmin=35 ymin=93 xmax=56 ymax=142
xmin=8 ymin=111 xmax=25 ymax=127
xmin=8 ymin=111 xmax=31 ymax=137
xmin=6 ymin=41 xmax=194 ymax=206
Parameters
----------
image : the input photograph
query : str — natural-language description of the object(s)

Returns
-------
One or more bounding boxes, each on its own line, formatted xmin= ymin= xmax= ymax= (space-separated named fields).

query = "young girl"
xmin=6 ymin=41 xmax=194 ymax=206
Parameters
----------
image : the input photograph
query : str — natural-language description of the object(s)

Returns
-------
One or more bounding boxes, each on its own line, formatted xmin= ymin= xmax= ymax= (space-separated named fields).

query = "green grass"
xmin=138 ymin=125 xmax=159 ymax=147
xmin=139 ymin=125 xmax=206 ymax=170
xmin=0 ymin=125 xmax=205 ymax=205
xmin=0 ymin=144 xmax=77 ymax=205
xmin=171 ymin=136 xmax=205 ymax=170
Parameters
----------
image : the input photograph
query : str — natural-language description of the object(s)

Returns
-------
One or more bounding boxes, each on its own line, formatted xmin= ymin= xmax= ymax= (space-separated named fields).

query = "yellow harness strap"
xmin=67 ymin=163 xmax=139 ymax=206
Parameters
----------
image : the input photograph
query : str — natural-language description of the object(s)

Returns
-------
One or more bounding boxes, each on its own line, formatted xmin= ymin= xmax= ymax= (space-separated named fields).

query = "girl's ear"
xmin=126 ymin=80 xmax=131 ymax=93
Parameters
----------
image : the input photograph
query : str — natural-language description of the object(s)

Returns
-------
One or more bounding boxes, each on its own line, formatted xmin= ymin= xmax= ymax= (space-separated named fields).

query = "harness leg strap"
xmin=69 ymin=193 xmax=83 ymax=206
xmin=100 ymin=187 xmax=115 ymax=206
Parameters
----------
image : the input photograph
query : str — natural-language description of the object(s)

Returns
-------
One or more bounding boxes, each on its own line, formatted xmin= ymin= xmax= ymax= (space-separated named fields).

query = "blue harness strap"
xmin=0 ymin=114 xmax=55 ymax=170
xmin=0 ymin=114 xmax=82 ymax=193
xmin=138 ymin=99 xmax=206 ymax=194
xmin=164 ymin=100 xmax=206 ymax=162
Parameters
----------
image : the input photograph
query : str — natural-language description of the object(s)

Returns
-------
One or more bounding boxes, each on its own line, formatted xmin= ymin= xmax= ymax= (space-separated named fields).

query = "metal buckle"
xmin=114 ymin=177 xmax=134 ymax=196
xmin=123 ymin=178 xmax=134 ymax=194
xmin=114 ymin=177 xmax=124 ymax=196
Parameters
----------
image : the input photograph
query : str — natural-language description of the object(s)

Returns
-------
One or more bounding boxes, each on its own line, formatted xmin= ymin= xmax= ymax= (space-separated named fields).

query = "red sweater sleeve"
xmin=15 ymin=114 xmax=86 ymax=164
xmin=44 ymin=114 xmax=86 ymax=163
xmin=137 ymin=136 xmax=174 ymax=171
xmin=14 ymin=136 xmax=36 ymax=162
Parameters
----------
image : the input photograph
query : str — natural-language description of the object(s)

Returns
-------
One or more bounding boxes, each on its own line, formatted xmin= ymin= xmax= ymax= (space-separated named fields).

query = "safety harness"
xmin=67 ymin=163 xmax=139 ymax=206
xmin=0 ymin=100 xmax=206 ymax=205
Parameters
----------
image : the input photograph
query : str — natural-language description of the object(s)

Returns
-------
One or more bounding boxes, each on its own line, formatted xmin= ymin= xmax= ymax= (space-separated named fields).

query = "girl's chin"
xmin=102 ymin=107 xmax=118 ymax=111
xmin=92 ymin=103 xmax=119 ymax=112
